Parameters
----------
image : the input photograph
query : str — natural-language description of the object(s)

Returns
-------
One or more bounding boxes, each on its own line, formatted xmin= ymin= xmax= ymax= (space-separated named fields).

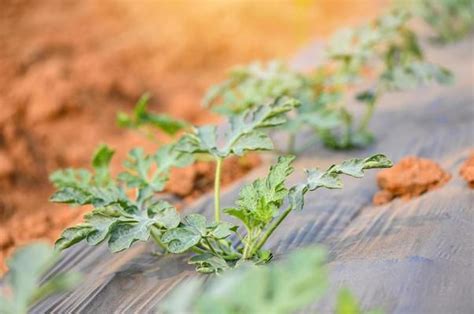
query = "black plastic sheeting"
xmin=30 ymin=37 xmax=473 ymax=313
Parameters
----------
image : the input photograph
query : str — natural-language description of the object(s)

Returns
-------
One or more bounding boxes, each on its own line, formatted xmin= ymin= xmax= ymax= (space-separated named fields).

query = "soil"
xmin=459 ymin=152 xmax=474 ymax=188
xmin=0 ymin=0 xmax=384 ymax=273
xmin=373 ymin=156 xmax=451 ymax=205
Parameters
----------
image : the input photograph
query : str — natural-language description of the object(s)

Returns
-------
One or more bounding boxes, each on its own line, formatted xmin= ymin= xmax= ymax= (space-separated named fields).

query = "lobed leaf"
xmin=55 ymin=200 xmax=181 ymax=253
xmin=117 ymin=93 xmax=188 ymax=135
xmin=203 ymin=60 xmax=306 ymax=115
xmin=307 ymin=154 xmax=392 ymax=190
xmin=161 ymin=227 xmax=201 ymax=254
xmin=289 ymin=154 xmax=392 ymax=212
xmin=118 ymin=144 xmax=193 ymax=194
xmin=188 ymin=253 xmax=230 ymax=274
xmin=92 ymin=144 xmax=115 ymax=185
xmin=225 ymin=155 xmax=295 ymax=230
xmin=177 ymin=97 xmax=299 ymax=158
xmin=108 ymin=220 xmax=152 ymax=252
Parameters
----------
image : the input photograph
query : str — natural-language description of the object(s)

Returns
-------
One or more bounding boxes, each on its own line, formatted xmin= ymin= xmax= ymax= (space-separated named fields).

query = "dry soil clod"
xmin=373 ymin=156 xmax=451 ymax=205
xmin=459 ymin=152 xmax=474 ymax=188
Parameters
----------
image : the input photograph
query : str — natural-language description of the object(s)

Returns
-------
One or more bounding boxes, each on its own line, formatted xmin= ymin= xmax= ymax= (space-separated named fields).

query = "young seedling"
xmin=49 ymin=99 xmax=305 ymax=272
xmin=176 ymin=96 xmax=300 ymax=223
xmin=203 ymin=60 xmax=343 ymax=154
xmin=203 ymin=10 xmax=452 ymax=152
xmin=408 ymin=0 xmax=474 ymax=44
xmin=117 ymin=93 xmax=189 ymax=141
xmin=323 ymin=10 xmax=453 ymax=149
xmin=159 ymin=153 xmax=391 ymax=273
xmin=0 ymin=243 xmax=81 ymax=314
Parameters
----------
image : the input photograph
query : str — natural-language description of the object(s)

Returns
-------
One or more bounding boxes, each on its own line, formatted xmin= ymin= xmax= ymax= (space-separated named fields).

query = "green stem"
xmin=287 ymin=133 xmax=296 ymax=154
xmin=242 ymin=235 xmax=252 ymax=260
xmin=191 ymin=246 xmax=207 ymax=255
xmin=214 ymin=157 xmax=223 ymax=223
xmin=358 ymin=87 xmax=381 ymax=133
xmin=150 ymin=226 xmax=166 ymax=251
xmin=358 ymin=98 xmax=376 ymax=133
xmin=204 ymin=237 xmax=218 ymax=256
xmin=341 ymin=111 xmax=352 ymax=148
xmin=251 ymin=205 xmax=293 ymax=256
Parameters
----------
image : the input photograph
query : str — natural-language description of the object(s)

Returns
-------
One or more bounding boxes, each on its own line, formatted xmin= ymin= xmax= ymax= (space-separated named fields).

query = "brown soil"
xmin=0 ymin=0 xmax=384 ymax=273
xmin=167 ymin=154 xmax=261 ymax=202
xmin=373 ymin=156 xmax=451 ymax=205
xmin=459 ymin=152 xmax=474 ymax=188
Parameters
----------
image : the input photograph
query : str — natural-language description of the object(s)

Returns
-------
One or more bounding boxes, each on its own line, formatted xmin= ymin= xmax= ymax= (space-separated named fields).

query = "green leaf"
xmin=50 ymin=144 xmax=115 ymax=191
xmin=1 ymin=243 xmax=80 ymax=314
xmin=412 ymin=0 xmax=474 ymax=43
xmin=307 ymin=154 xmax=392 ymax=190
xmin=188 ymin=253 xmax=230 ymax=273
xmin=300 ymin=108 xmax=343 ymax=131
xmin=288 ymin=184 xmax=309 ymax=212
xmin=288 ymin=154 xmax=392 ymax=212
xmin=56 ymin=199 xmax=181 ymax=252
xmin=148 ymin=200 xmax=180 ymax=229
xmin=118 ymin=148 xmax=154 ymax=188
xmin=49 ymin=187 xmax=92 ymax=205
xmin=161 ymin=227 xmax=202 ymax=253
xmin=203 ymin=60 xmax=306 ymax=116
xmin=55 ymin=225 xmax=93 ymax=250
xmin=117 ymin=93 xmax=188 ymax=135
xmin=154 ymin=143 xmax=194 ymax=172
xmin=183 ymin=214 xmax=207 ymax=236
xmin=92 ymin=144 xmax=115 ymax=185
xmin=381 ymin=62 xmax=453 ymax=91
xmin=209 ymin=222 xmax=236 ymax=239
xmin=49 ymin=168 xmax=91 ymax=189
xmin=119 ymin=144 xmax=193 ymax=195
xmin=177 ymin=97 xmax=299 ymax=158
xmin=225 ymin=155 xmax=295 ymax=230
xmin=108 ymin=219 xmax=152 ymax=252
xmin=84 ymin=212 xmax=119 ymax=245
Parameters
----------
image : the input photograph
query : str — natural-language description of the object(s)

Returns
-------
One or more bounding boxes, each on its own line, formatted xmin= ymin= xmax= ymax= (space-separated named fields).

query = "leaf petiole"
xmin=150 ymin=225 xmax=167 ymax=252
xmin=250 ymin=205 xmax=293 ymax=257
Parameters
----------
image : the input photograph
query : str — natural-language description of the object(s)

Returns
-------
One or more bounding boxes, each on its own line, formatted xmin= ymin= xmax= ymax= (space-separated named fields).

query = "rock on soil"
xmin=459 ymin=152 xmax=474 ymax=188
xmin=373 ymin=156 xmax=451 ymax=205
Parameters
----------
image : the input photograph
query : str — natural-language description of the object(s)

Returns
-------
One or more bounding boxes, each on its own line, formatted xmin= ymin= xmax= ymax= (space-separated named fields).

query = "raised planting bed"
xmin=26 ymin=34 xmax=474 ymax=313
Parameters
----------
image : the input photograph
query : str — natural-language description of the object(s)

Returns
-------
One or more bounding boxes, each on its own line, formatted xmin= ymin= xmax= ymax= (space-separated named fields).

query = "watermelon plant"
xmin=203 ymin=10 xmax=452 ymax=151
xmin=176 ymin=96 xmax=299 ymax=223
xmin=50 ymin=123 xmax=391 ymax=273
xmin=0 ymin=243 xmax=80 ymax=314
xmin=203 ymin=60 xmax=343 ymax=153
xmin=324 ymin=10 xmax=452 ymax=149
xmin=404 ymin=0 xmax=474 ymax=43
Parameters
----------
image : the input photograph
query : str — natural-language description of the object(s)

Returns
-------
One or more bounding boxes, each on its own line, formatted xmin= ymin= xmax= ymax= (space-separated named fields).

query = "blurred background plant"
xmin=202 ymin=8 xmax=455 ymax=152
xmin=160 ymin=246 xmax=382 ymax=314
xmin=0 ymin=243 xmax=80 ymax=314
xmin=397 ymin=0 xmax=474 ymax=43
